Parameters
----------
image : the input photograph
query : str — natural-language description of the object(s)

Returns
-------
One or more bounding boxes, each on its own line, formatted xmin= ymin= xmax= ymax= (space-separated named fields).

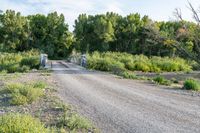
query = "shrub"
xmin=33 ymin=81 xmax=47 ymax=89
xmin=86 ymin=52 xmax=192 ymax=73
xmin=0 ymin=52 xmax=40 ymax=73
xmin=20 ymin=56 xmax=40 ymax=69
xmin=171 ymin=78 xmax=179 ymax=84
xmin=4 ymin=82 xmax=45 ymax=105
xmin=184 ymin=79 xmax=200 ymax=91
xmin=10 ymin=93 xmax=28 ymax=105
xmin=109 ymin=62 xmax=125 ymax=74
xmin=58 ymin=113 xmax=92 ymax=131
xmin=0 ymin=114 xmax=48 ymax=133
xmin=153 ymin=76 xmax=171 ymax=86
xmin=19 ymin=65 xmax=30 ymax=72
xmin=120 ymin=71 xmax=137 ymax=79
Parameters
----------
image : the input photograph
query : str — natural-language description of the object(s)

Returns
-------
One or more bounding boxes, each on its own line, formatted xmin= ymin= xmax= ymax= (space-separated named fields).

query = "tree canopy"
xmin=0 ymin=10 xmax=73 ymax=58
xmin=0 ymin=7 xmax=200 ymax=63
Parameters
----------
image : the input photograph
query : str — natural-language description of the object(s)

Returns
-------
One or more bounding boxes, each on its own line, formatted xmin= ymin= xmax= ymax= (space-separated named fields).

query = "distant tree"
xmin=0 ymin=10 xmax=29 ymax=51
xmin=0 ymin=10 xmax=73 ymax=58
xmin=29 ymin=12 xmax=74 ymax=58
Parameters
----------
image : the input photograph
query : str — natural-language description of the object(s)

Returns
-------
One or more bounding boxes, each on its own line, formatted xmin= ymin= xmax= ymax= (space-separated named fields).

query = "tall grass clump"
xmin=57 ymin=111 xmax=92 ymax=132
xmin=0 ymin=113 xmax=49 ymax=133
xmin=86 ymin=51 xmax=192 ymax=73
xmin=4 ymin=82 xmax=46 ymax=105
xmin=0 ymin=51 xmax=40 ymax=73
xmin=153 ymin=76 xmax=171 ymax=86
xmin=184 ymin=79 xmax=200 ymax=91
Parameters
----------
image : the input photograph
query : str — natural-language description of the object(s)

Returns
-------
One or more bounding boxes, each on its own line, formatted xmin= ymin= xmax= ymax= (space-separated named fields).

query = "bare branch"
xmin=187 ymin=0 xmax=200 ymax=24
xmin=173 ymin=8 xmax=183 ymax=21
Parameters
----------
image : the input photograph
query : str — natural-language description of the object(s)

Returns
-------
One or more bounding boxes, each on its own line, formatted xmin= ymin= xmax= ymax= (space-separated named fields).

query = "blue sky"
xmin=0 ymin=0 xmax=200 ymax=31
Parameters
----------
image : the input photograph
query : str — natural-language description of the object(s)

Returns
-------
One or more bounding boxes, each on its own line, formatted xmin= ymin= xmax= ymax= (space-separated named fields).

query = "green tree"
xmin=0 ymin=10 xmax=29 ymax=51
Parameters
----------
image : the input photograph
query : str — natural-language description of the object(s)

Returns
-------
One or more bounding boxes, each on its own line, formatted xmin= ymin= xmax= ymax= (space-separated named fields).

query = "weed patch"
xmin=4 ymin=82 xmax=46 ymax=105
xmin=153 ymin=76 xmax=171 ymax=86
xmin=87 ymin=52 xmax=192 ymax=73
xmin=0 ymin=113 xmax=49 ymax=133
xmin=0 ymin=51 xmax=40 ymax=73
xmin=184 ymin=79 xmax=200 ymax=91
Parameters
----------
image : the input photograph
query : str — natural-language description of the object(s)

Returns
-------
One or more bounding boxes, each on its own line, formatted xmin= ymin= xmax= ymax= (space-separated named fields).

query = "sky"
xmin=0 ymin=0 xmax=200 ymax=31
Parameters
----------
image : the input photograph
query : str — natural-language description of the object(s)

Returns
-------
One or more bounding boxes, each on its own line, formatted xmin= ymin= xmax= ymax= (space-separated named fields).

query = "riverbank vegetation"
xmin=87 ymin=52 xmax=192 ymax=73
xmin=0 ymin=51 xmax=40 ymax=73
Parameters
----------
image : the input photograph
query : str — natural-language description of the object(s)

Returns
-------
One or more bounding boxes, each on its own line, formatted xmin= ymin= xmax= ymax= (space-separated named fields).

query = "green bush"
xmin=184 ymin=79 xmax=200 ymax=91
xmin=20 ymin=56 xmax=40 ymax=69
xmin=4 ymin=82 xmax=45 ymax=105
xmin=0 ymin=114 xmax=49 ymax=133
xmin=120 ymin=71 xmax=137 ymax=79
xmin=153 ymin=76 xmax=171 ymax=86
xmin=171 ymin=78 xmax=179 ymax=84
xmin=86 ymin=52 xmax=192 ymax=73
xmin=58 ymin=113 xmax=92 ymax=131
xmin=0 ymin=51 xmax=40 ymax=73
xmin=33 ymin=81 xmax=47 ymax=89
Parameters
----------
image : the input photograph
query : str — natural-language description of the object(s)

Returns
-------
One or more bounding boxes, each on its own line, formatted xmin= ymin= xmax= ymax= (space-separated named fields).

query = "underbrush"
xmin=0 ymin=114 xmax=49 ymax=133
xmin=0 ymin=51 xmax=40 ymax=73
xmin=153 ymin=76 xmax=171 ymax=86
xmin=184 ymin=79 xmax=200 ymax=91
xmin=57 ymin=107 xmax=93 ymax=132
xmin=3 ymin=82 xmax=46 ymax=105
xmin=87 ymin=52 xmax=192 ymax=73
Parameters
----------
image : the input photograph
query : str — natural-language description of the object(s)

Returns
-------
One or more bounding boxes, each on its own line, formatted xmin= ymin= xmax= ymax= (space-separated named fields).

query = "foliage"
xmin=57 ymin=112 xmax=92 ymax=131
xmin=1 ymin=9 xmax=200 ymax=62
xmin=120 ymin=71 xmax=137 ymax=79
xmin=0 ymin=51 xmax=40 ymax=73
xmin=87 ymin=52 xmax=192 ymax=73
xmin=73 ymin=12 xmax=199 ymax=62
xmin=0 ymin=114 xmax=49 ymax=133
xmin=4 ymin=82 xmax=46 ymax=105
xmin=20 ymin=56 xmax=40 ymax=69
xmin=0 ymin=10 xmax=73 ymax=58
xmin=153 ymin=76 xmax=171 ymax=86
xmin=184 ymin=79 xmax=200 ymax=91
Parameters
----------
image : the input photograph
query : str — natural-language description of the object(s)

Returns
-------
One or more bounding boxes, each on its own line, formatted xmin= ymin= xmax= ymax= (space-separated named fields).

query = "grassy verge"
xmin=0 ymin=72 xmax=96 ymax=132
xmin=3 ymin=82 xmax=46 ymax=105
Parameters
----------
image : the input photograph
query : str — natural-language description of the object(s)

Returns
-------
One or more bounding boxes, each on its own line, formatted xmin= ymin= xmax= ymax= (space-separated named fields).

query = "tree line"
xmin=0 ymin=5 xmax=200 ymax=63
xmin=74 ymin=13 xmax=197 ymax=58
xmin=0 ymin=10 xmax=73 ymax=58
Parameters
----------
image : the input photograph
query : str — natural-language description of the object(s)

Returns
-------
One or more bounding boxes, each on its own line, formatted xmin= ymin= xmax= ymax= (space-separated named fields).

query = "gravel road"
xmin=52 ymin=61 xmax=200 ymax=133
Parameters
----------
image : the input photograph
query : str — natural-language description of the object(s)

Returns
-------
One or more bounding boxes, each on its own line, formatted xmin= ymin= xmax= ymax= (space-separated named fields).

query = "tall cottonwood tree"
xmin=0 ymin=10 xmax=29 ymax=51
xmin=0 ymin=10 xmax=73 ymax=58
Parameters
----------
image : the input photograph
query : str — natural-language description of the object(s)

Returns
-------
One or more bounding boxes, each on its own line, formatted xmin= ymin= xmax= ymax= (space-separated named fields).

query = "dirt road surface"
xmin=52 ymin=61 xmax=200 ymax=133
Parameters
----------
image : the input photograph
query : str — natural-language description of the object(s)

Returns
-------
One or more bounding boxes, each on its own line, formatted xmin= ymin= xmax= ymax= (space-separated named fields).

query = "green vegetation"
xmin=56 ymin=104 xmax=93 ymax=131
xmin=58 ymin=113 xmax=92 ymax=131
xmin=1 ymin=4 xmax=200 ymax=63
xmin=153 ymin=76 xmax=171 ymax=86
xmin=87 ymin=52 xmax=192 ymax=73
xmin=0 ymin=73 xmax=95 ymax=132
xmin=0 ymin=51 xmax=40 ymax=73
xmin=74 ymin=11 xmax=200 ymax=66
xmin=0 ymin=114 xmax=49 ymax=133
xmin=184 ymin=79 xmax=200 ymax=91
xmin=0 ymin=10 xmax=73 ymax=58
xmin=4 ymin=82 xmax=46 ymax=105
